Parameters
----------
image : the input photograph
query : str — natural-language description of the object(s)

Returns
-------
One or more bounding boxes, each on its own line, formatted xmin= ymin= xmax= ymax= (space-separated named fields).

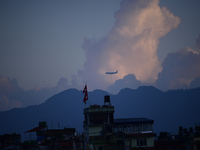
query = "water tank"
xmin=39 ymin=121 xmax=47 ymax=127
xmin=104 ymin=95 xmax=111 ymax=106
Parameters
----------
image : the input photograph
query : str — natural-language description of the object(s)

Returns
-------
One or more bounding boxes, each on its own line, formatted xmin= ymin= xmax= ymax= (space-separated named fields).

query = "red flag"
xmin=83 ymin=85 xmax=87 ymax=93
xmin=83 ymin=85 xmax=88 ymax=103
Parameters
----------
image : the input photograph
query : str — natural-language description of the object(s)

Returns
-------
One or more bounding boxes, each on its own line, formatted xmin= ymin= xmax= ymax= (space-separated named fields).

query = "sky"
xmin=1 ymin=0 xmax=200 ymax=111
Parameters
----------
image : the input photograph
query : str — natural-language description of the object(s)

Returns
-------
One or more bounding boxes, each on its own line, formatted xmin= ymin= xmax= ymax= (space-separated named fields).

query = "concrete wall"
xmin=89 ymin=126 xmax=103 ymax=136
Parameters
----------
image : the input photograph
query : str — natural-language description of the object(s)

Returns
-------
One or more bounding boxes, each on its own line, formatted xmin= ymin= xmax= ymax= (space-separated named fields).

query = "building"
xmin=83 ymin=95 xmax=114 ymax=149
xmin=0 ymin=133 xmax=21 ymax=149
xmin=45 ymin=128 xmax=77 ymax=149
xmin=113 ymin=118 xmax=154 ymax=150
xmin=83 ymin=95 xmax=155 ymax=150
xmin=25 ymin=121 xmax=83 ymax=150
xmin=154 ymin=125 xmax=200 ymax=150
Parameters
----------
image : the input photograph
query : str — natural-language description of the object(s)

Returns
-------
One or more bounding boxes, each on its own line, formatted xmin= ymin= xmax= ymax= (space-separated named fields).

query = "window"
xmin=89 ymin=113 xmax=108 ymax=125
xmin=139 ymin=124 xmax=142 ymax=131
xmin=128 ymin=126 xmax=131 ymax=132
xmin=150 ymin=124 xmax=153 ymax=130
xmin=123 ymin=126 xmax=127 ymax=132
xmin=136 ymin=138 xmax=147 ymax=146
xmin=132 ymin=125 xmax=135 ymax=132
xmin=119 ymin=126 xmax=122 ymax=131
xmin=114 ymin=127 xmax=118 ymax=132
xmin=135 ymin=125 xmax=139 ymax=131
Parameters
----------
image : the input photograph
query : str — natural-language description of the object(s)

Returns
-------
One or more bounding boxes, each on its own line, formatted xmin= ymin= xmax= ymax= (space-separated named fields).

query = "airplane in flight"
xmin=105 ymin=70 xmax=118 ymax=75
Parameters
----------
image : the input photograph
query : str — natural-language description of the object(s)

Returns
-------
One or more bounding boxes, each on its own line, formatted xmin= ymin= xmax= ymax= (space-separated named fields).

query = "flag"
xmin=83 ymin=85 xmax=88 ymax=103
xmin=83 ymin=85 xmax=87 ymax=94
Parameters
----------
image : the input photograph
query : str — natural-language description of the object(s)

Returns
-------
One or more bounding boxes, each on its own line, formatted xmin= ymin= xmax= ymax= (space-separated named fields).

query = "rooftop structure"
xmin=83 ymin=95 xmax=115 ymax=147
xmin=113 ymin=118 xmax=154 ymax=134
xmin=0 ymin=133 xmax=21 ymax=149
xmin=83 ymin=95 xmax=155 ymax=150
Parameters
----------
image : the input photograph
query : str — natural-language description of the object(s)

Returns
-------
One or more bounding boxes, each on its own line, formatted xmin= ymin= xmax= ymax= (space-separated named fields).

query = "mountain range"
xmin=0 ymin=86 xmax=200 ymax=141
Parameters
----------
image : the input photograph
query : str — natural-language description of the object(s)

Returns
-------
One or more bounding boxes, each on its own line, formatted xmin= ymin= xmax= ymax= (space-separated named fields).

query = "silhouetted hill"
xmin=112 ymin=86 xmax=200 ymax=133
xmin=0 ymin=86 xmax=200 ymax=141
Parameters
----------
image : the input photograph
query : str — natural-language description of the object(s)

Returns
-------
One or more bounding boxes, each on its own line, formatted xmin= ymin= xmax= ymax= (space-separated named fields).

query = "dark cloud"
xmin=156 ymin=47 xmax=200 ymax=91
xmin=107 ymin=74 xmax=142 ymax=94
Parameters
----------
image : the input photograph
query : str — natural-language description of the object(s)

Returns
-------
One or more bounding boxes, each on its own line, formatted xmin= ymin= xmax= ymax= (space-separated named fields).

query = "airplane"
xmin=105 ymin=70 xmax=118 ymax=75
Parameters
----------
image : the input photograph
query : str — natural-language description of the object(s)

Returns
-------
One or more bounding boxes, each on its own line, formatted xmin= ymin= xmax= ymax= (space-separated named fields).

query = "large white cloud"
xmin=156 ymin=47 xmax=200 ymax=91
xmin=79 ymin=0 xmax=180 ymax=90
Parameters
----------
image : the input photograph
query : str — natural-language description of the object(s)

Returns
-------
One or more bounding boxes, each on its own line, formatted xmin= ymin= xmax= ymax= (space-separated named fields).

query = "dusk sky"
xmin=1 ymin=0 xmax=200 ymax=111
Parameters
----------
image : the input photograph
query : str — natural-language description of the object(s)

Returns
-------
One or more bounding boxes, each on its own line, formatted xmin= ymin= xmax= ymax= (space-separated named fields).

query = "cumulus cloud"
xmin=0 ymin=95 xmax=23 ymax=111
xmin=0 ymin=75 xmax=23 ymax=111
xmin=107 ymin=74 xmax=142 ymax=94
xmin=0 ymin=75 xmax=21 ymax=94
xmin=0 ymin=75 xmax=75 ymax=111
xmin=79 ymin=0 xmax=180 ymax=90
xmin=189 ymin=76 xmax=200 ymax=89
xmin=55 ymin=77 xmax=69 ymax=91
xmin=156 ymin=47 xmax=200 ymax=91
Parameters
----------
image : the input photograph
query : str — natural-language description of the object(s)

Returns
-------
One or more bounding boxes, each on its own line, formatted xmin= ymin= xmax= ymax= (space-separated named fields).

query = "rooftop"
xmin=84 ymin=105 xmax=114 ymax=113
xmin=114 ymin=118 xmax=154 ymax=124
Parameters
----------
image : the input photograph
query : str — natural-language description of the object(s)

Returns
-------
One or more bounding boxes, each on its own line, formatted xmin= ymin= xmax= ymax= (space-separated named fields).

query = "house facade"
xmin=113 ymin=118 xmax=154 ymax=150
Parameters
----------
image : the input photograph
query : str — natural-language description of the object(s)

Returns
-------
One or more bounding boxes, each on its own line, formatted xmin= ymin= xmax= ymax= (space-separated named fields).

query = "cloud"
xmin=22 ymin=77 xmax=76 ymax=107
xmin=55 ymin=77 xmax=69 ymax=91
xmin=0 ymin=75 xmax=75 ymax=111
xmin=79 ymin=0 xmax=180 ymax=90
xmin=0 ymin=75 xmax=23 ymax=111
xmin=189 ymin=76 xmax=200 ymax=89
xmin=156 ymin=47 xmax=200 ymax=91
xmin=0 ymin=95 xmax=23 ymax=111
xmin=107 ymin=74 xmax=142 ymax=94
xmin=0 ymin=75 xmax=22 ymax=94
